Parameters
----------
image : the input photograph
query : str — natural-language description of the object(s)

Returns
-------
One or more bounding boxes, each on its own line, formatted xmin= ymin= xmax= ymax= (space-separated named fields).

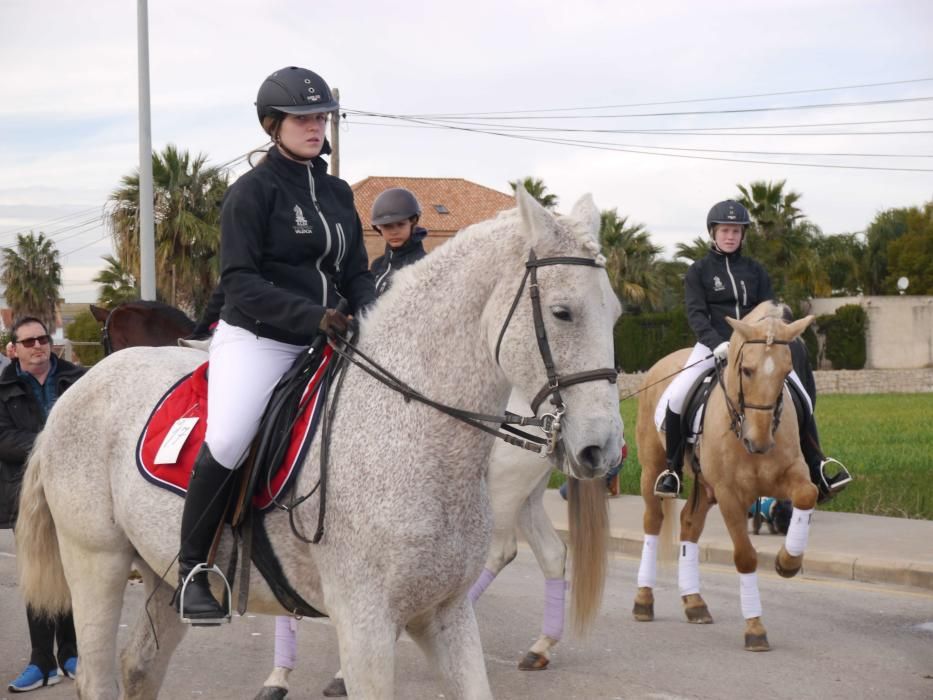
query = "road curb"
xmin=553 ymin=526 xmax=933 ymax=592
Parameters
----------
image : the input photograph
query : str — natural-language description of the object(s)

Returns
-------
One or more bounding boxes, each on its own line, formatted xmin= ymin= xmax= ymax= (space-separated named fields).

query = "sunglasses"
xmin=15 ymin=334 xmax=51 ymax=348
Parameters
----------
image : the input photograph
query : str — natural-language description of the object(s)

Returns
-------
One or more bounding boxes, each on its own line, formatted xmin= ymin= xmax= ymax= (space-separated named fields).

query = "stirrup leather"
xmin=819 ymin=458 xmax=852 ymax=493
xmin=178 ymin=563 xmax=233 ymax=626
xmin=653 ymin=469 xmax=681 ymax=498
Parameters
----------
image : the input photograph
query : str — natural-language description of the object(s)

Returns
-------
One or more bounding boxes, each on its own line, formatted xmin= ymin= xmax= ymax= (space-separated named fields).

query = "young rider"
xmin=370 ymin=187 xmax=428 ymax=295
xmin=174 ymin=66 xmax=376 ymax=622
xmin=654 ymin=200 xmax=851 ymax=500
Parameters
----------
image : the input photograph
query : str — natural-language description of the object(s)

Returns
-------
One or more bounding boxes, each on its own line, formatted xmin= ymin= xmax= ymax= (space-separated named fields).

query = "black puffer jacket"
xmin=684 ymin=247 xmax=774 ymax=349
xmin=0 ymin=358 xmax=84 ymax=529
xmin=370 ymin=227 xmax=428 ymax=297
xmin=219 ymin=147 xmax=376 ymax=345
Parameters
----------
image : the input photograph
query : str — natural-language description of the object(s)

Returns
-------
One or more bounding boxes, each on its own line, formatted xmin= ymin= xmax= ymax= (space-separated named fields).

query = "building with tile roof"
xmin=351 ymin=176 xmax=515 ymax=261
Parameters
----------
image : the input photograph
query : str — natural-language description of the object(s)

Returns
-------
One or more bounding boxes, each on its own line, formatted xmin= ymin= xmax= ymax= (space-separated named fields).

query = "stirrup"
xmin=179 ymin=563 xmax=233 ymax=626
xmin=820 ymin=458 xmax=852 ymax=493
xmin=653 ymin=469 xmax=681 ymax=499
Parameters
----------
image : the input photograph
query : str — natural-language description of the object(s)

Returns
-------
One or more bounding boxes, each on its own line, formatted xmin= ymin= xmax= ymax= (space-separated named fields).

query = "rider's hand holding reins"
xmin=319 ymin=308 xmax=350 ymax=339
xmin=713 ymin=341 xmax=730 ymax=362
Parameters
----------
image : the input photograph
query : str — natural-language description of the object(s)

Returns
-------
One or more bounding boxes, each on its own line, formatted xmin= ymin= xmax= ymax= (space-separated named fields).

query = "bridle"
xmin=100 ymin=307 xmax=116 ymax=356
xmin=327 ymin=248 xmax=618 ymax=457
xmin=717 ymin=337 xmax=790 ymax=439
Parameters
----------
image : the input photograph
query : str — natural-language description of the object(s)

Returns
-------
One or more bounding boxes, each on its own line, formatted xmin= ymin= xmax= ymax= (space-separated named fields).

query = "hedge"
xmin=614 ymin=308 xmax=692 ymax=372
xmin=815 ymin=304 xmax=867 ymax=370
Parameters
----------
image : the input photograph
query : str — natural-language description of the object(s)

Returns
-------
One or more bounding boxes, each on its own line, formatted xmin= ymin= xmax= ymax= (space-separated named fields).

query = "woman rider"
xmin=175 ymin=66 xmax=376 ymax=621
xmin=654 ymin=200 xmax=851 ymax=500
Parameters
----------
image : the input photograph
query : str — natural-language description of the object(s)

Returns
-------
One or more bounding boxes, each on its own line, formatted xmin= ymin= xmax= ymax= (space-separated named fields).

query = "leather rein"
xmin=328 ymin=248 xmax=618 ymax=457
xmin=716 ymin=337 xmax=791 ymax=438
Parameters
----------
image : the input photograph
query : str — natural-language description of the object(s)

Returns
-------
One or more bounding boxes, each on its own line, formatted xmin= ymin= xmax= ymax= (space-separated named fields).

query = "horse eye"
xmin=551 ymin=306 xmax=572 ymax=322
xmin=742 ymin=367 xmax=753 ymax=378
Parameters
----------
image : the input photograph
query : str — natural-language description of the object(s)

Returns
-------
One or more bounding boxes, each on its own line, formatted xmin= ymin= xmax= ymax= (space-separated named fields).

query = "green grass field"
xmin=549 ymin=393 xmax=933 ymax=520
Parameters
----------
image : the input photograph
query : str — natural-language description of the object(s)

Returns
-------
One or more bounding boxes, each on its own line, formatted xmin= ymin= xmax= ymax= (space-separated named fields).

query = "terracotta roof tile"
xmin=351 ymin=176 xmax=515 ymax=261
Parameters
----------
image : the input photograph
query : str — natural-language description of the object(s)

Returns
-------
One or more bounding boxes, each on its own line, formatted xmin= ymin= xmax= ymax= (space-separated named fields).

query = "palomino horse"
xmin=17 ymin=187 xmax=622 ymax=699
xmin=632 ymin=301 xmax=816 ymax=651
xmin=89 ymin=300 xmax=195 ymax=354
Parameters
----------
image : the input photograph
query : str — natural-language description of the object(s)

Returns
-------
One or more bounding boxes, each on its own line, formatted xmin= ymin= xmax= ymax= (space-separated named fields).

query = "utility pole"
xmin=330 ymin=88 xmax=340 ymax=178
xmin=137 ymin=0 xmax=156 ymax=300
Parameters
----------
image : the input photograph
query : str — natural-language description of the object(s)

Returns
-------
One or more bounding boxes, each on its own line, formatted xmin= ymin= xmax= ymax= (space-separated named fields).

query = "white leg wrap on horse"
xmin=739 ymin=572 xmax=763 ymax=619
xmin=637 ymin=534 xmax=659 ymax=588
xmin=468 ymin=568 xmax=497 ymax=604
xmin=542 ymin=578 xmax=566 ymax=640
xmin=678 ymin=541 xmax=701 ymax=596
xmin=784 ymin=507 xmax=814 ymax=557
xmin=273 ymin=615 xmax=298 ymax=670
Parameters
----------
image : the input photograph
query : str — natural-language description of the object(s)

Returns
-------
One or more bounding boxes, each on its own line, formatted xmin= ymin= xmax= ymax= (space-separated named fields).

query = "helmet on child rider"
xmin=706 ymin=200 xmax=751 ymax=235
xmin=255 ymin=67 xmax=339 ymax=127
xmin=371 ymin=188 xmax=422 ymax=227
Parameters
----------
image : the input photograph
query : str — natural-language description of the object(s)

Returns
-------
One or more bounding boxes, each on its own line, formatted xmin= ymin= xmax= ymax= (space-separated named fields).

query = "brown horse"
xmin=90 ymin=301 xmax=195 ymax=354
xmin=632 ymin=301 xmax=816 ymax=651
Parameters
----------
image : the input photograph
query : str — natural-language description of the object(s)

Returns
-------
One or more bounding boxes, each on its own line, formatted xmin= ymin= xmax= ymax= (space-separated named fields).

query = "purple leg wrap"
xmin=273 ymin=615 xmax=298 ymax=670
xmin=542 ymin=578 xmax=566 ymax=640
xmin=468 ymin=568 xmax=497 ymax=604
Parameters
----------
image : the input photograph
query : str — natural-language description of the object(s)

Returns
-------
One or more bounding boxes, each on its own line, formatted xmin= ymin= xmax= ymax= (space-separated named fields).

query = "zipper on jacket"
xmin=335 ymin=223 xmax=346 ymax=273
xmin=740 ymin=280 xmax=748 ymax=306
xmin=375 ymin=250 xmax=394 ymax=291
xmin=725 ymin=256 xmax=740 ymax=319
xmin=306 ymin=166 xmax=332 ymax=306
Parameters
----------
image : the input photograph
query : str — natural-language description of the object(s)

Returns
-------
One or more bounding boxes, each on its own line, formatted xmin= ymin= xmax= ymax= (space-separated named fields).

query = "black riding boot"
xmin=655 ymin=408 xmax=685 ymax=498
xmin=800 ymin=414 xmax=852 ymax=503
xmin=174 ymin=444 xmax=234 ymax=621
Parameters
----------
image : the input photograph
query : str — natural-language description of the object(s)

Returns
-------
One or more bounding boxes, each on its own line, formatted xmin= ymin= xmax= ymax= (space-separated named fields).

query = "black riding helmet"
xmin=372 ymin=188 xmax=422 ymax=227
xmin=707 ymin=200 xmax=751 ymax=234
xmin=256 ymin=67 xmax=339 ymax=125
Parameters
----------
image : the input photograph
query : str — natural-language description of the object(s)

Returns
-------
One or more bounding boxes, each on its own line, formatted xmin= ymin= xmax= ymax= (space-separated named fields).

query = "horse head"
xmin=724 ymin=303 xmax=814 ymax=454
xmin=492 ymin=185 xmax=622 ymax=480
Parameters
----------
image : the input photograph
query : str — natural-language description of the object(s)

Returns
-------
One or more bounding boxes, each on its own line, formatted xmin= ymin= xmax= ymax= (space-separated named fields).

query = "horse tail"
xmin=16 ymin=432 xmax=71 ymax=616
xmin=567 ymin=477 xmax=608 ymax=636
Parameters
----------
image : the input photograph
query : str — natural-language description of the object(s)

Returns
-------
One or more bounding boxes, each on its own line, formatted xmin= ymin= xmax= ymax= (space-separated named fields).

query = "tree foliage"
xmin=508 ymin=177 xmax=558 ymax=210
xmin=107 ymin=144 xmax=228 ymax=316
xmin=1 ymin=232 xmax=62 ymax=329
xmin=599 ymin=208 xmax=666 ymax=310
xmin=94 ymin=254 xmax=139 ymax=307
xmin=64 ymin=310 xmax=105 ymax=366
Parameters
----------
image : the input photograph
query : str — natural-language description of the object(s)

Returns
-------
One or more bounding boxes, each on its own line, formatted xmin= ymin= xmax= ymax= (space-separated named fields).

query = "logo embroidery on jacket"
xmin=293 ymin=205 xmax=313 ymax=235
xmin=712 ymin=275 xmax=725 ymax=292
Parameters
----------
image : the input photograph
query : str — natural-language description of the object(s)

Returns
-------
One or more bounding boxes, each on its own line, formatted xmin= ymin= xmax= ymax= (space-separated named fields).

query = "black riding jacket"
xmin=0 ymin=358 xmax=84 ymax=529
xmin=370 ymin=227 xmax=428 ymax=296
xmin=684 ymin=246 xmax=774 ymax=349
xmin=219 ymin=147 xmax=376 ymax=345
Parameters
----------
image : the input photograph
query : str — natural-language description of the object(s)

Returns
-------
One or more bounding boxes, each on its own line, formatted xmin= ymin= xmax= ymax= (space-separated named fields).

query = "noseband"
xmin=717 ymin=337 xmax=790 ymax=439
xmin=494 ymin=248 xmax=618 ymax=419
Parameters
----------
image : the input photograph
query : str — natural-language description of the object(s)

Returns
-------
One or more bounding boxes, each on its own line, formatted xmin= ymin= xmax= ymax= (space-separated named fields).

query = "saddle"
xmin=137 ymin=343 xmax=340 ymax=618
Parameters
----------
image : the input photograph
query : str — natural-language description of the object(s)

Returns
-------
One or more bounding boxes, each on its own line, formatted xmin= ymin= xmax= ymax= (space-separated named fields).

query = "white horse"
xmin=16 ymin=187 xmax=623 ymax=700
xmin=258 ymin=394 xmax=611 ymax=698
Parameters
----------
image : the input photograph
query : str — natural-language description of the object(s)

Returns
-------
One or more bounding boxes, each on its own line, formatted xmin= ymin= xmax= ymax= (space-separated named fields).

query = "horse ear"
xmin=783 ymin=315 xmax=815 ymax=341
xmin=725 ymin=315 xmax=755 ymax=340
xmin=569 ymin=194 xmax=601 ymax=240
xmin=89 ymin=305 xmax=110 ymax=323
xmin=515 ymin=182 xmax=558 ymax=249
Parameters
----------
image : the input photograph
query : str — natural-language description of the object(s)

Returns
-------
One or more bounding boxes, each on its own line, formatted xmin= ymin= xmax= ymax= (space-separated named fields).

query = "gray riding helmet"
xmin=706 ymin=200 xmax=751 ymax=234
xmin=255 ymin=67 xmax=339 ymax=124
xmin=371 ymin=188 xmax=422 ymax=227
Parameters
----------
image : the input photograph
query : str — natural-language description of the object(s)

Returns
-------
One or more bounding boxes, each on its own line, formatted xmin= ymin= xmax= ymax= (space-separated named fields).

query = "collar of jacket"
xmin=382 ymin=226 xmax=428 ymax=258
xmin=265 ymin=146 xmax=330 ymax=187
xmin=0 ymin=356 xmax=82 ymax=391
xmin=709 ymin=245 xmax=743 ymax=262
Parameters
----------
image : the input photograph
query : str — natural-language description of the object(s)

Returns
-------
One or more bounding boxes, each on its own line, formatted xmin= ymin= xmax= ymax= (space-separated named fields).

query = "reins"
xmin=716 ymin=338 xmax=790 ymax=438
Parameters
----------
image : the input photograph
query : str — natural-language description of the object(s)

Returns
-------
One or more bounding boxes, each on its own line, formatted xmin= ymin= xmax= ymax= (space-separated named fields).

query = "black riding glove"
xmin=318 ymin=309 xmax=350 ymax=339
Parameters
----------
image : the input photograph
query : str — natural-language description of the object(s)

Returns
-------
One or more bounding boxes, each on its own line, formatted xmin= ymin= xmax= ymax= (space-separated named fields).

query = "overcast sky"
xmin=1 ymin=0 xmax=931 ymax=303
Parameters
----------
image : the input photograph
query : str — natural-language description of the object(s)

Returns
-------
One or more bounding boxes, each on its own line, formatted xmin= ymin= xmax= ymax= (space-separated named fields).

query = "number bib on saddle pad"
xmin=136 ymin=347 xmax=333 ymax=510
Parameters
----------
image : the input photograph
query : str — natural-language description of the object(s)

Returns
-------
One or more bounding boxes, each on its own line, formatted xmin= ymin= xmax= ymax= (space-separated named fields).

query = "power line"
xmin=60 ymin=235 xmax=110 ymax=258
xmin=399 ymin=77 xmax=933 ymax=117
xmin=0 ymin=206 xmax=101 ymax=238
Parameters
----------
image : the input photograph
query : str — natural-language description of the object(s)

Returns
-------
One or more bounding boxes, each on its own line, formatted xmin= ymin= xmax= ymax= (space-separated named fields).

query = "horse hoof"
xmin=322 ymin=678 xmax=347 ymax=697
xmin=632 ymin=601 xmax=654 ymax=621
xmin=685 ymin=604 xmax=713 ymax=624
xmin=744 ymin=633 xmax=770 ymax=651
xmin=254 ymin=687 xmax=288 ymax=700
xmin=518 ymin=652 xmax=550 ymax=670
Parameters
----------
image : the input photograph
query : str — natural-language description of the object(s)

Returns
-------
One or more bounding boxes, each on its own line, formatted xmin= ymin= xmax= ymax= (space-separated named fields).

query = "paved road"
xmin=2 ymin=531 xmax=931 ymax=699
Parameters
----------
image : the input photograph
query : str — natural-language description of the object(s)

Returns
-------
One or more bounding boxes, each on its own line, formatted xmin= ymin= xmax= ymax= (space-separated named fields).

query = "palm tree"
xmin=599 ymin=208 xmax=664 ymax=309
xmin=736 ymin=180 xmax=803 ymax=241
xmin=107 ymin=144 xmax=228 ymax=316
xmin=675 ymin=237 xmax=712 ymax=263
xmin=1 ymin=232 xmax=62 ymax=329
xmin=508 ymin=177 xmax=558 ymax=210
xmin=94 ymin=254 xmax=139 ymax=307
